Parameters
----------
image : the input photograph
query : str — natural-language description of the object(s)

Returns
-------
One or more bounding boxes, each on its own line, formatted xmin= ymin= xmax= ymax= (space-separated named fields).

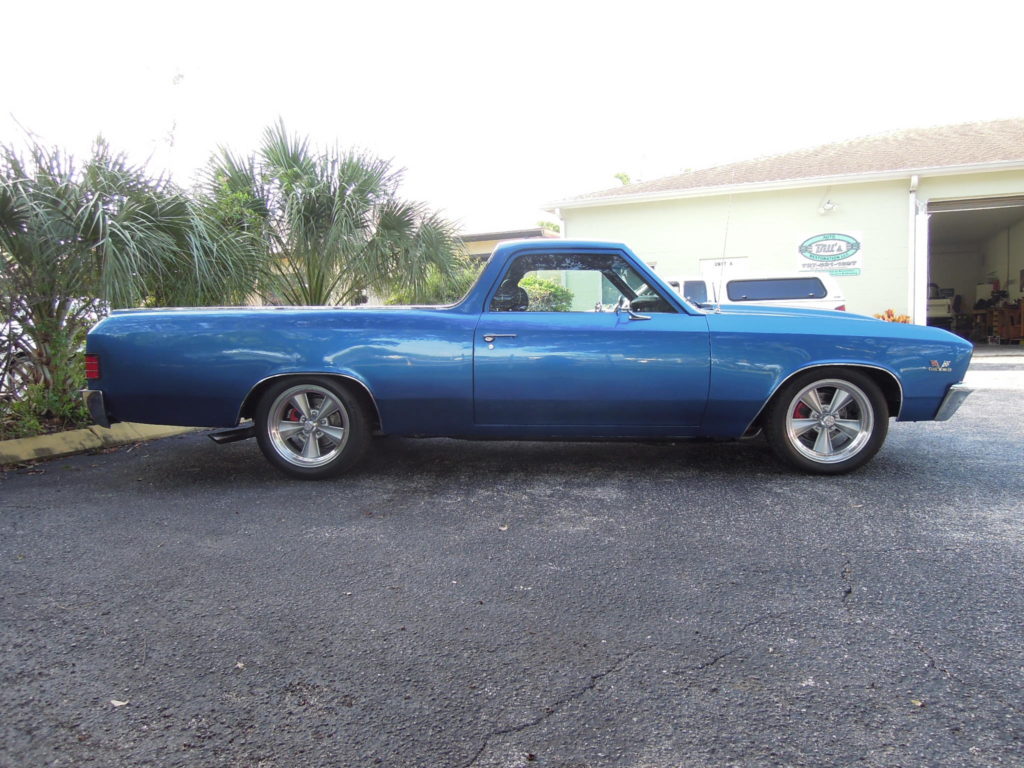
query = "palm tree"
xmin=199 ymin=121 xmax=468 ymax=307
xmin=0 ymin=138 xmax=260 ymax=427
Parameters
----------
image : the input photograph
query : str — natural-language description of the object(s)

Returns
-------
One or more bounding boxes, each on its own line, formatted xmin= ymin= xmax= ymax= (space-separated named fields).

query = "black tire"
xmin=763 ymin=367 xmax=889 ymax=475
xmin=254 ymin=377 xmax=369 ymax=479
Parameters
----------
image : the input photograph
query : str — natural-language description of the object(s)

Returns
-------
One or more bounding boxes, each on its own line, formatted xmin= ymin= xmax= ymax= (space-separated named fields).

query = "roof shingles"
xmin=570 ymin=118 xmax=1024 ymax=202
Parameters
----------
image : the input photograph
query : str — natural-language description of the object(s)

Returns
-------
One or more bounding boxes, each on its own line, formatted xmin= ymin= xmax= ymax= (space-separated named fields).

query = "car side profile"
xmin=82 ymin=240 xmax=973 ymax=479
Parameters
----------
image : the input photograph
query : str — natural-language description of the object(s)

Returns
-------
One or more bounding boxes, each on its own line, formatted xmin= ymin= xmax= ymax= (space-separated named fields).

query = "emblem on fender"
xmin=928 ymin=360 xmax=952 ymax=372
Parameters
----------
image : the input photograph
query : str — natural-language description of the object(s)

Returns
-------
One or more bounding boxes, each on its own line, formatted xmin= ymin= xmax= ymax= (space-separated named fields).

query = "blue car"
xmin=82 ymin=240 xmax=973 ymax=478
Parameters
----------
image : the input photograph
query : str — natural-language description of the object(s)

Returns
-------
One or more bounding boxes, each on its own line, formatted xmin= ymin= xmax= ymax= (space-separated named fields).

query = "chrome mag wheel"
xmin=266 ymin=383 xmax=350 ymax=468
xmin=784 ymin=378 xmax=874 ymax=465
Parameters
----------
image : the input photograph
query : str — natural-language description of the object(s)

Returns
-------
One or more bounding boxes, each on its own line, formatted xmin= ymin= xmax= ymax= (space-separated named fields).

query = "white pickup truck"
xmin=663 ymin=274 xmax=846 ymax=312
xmin=927 ymin=283 xmax=954 ymax=323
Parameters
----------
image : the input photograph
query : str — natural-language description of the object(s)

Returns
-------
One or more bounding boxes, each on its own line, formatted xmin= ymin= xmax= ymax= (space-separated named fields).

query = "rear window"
xmin=726 ymin=278 xmax=827 ymax=302
xmin=682 ymin=280 xmax=708 ymax=304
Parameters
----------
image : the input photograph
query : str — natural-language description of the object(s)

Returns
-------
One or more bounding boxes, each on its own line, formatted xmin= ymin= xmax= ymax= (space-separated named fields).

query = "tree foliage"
xmin=0 ymin=137 xmax=258 ymax=434
xmin=387 ymin=260 xmax=482 ymax=306
xmin=0 ymin=124 xmax=473 ymax=437
xmin=199 ymin=121 xmax=468 ymax=306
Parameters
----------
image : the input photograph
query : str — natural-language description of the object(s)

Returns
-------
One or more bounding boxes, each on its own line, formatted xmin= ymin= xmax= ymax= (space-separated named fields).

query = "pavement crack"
xmin=462 ymin=648 xmax=643 ymax=768
xmin=668 ymin=610 xmax=796 ymax=677
xmin=841 ymin=559 xmax=854 ymax=609
xmin=858 ymin=616 xmax=1024 ymax=720
xmin=906 ymin=637 xmax=1022 ymax=715
xmin=909 ymin=637 xmax=968 ymax=687
xmin=680 ymin=646 xmax=740 ymax=673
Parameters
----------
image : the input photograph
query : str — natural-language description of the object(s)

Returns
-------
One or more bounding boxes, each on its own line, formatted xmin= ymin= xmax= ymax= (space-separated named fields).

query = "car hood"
xmin=704 ymin=304 xmax=875 ymax=322
xmin=704 ymin=303 xmax=974 ymax=357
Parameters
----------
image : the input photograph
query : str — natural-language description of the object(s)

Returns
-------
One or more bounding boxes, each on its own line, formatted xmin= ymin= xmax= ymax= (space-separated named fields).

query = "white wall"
xmin=562 ymin=181 xmax=911 ymax=316
xmin=560 ymin=168 xmax=1024 ymax=317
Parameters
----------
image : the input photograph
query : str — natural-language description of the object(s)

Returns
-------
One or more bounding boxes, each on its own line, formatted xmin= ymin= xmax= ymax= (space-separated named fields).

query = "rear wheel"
xmin=255 ymin=378 xmax=369 ymax=479
xmin=764 ymin=368 xmax=889 ymax=474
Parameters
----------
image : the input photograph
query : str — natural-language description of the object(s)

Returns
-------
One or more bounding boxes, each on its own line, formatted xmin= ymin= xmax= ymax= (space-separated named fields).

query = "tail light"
xmin=85 ymin=354 xmax=101 ymax=380
xmin=836 ymin=304 xmax=846 ymax=311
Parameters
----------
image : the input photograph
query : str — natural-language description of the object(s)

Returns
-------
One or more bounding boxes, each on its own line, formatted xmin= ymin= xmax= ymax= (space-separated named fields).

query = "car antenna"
xmin=714 ymin=176 xmax=736 ymax=314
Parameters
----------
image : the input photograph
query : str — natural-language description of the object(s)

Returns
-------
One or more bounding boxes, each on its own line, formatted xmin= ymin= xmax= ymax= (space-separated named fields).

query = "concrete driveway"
xmin=1 ymin=351 xmax=1022 ymax=767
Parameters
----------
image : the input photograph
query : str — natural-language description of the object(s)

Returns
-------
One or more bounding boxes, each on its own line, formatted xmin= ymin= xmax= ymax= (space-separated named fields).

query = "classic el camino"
xmin=82 ymin=240 xmax=973 ymax=478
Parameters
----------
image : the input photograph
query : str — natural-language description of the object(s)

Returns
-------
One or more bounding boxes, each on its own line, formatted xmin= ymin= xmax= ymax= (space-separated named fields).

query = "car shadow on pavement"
xmin=93 ymin=431 xmax=789 ymax=492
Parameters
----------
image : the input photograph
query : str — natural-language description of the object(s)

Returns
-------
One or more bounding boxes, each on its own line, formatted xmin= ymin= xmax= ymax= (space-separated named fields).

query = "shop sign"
xmin=798 ymin=233 xmax=862 ymax=276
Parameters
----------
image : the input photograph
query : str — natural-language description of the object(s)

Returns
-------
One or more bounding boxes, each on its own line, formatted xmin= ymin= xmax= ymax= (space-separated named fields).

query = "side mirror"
xmin=615 ymin=296 xmax=651 ymax=321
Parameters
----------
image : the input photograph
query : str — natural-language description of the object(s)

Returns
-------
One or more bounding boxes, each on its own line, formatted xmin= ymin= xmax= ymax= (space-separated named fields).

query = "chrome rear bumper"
xmin=81 ymin=389 xmax=111 ymax=428
xmin=935 ymin=383 xmax=973 ymax=421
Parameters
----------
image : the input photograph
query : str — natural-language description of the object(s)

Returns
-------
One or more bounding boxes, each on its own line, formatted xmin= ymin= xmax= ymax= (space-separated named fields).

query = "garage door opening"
xmin=927 ymin=196 xmax=1024 ymax=342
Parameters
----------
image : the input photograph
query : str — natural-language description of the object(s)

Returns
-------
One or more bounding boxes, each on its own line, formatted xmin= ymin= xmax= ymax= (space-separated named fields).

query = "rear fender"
xmin=239 ymin=372 xmax=383 ymax=431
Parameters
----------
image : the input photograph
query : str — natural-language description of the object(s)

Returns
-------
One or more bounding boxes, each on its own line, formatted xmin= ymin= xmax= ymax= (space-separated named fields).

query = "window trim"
xmin=486 ymin=250 xmax=679 ymax=314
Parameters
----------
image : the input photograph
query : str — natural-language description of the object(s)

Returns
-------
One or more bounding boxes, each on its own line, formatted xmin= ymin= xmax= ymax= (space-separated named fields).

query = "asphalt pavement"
xmin=1 ymin=353 xmax=1022 ymax=767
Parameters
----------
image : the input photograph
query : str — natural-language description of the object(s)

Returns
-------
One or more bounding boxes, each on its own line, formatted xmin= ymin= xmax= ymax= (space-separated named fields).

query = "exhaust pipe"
xmin=208 ymin=424 xmax=256 ymax=445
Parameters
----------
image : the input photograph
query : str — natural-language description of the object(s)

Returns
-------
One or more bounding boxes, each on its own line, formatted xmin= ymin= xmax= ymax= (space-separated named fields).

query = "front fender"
xmin=700 ymin=313 xmax=972 ymax=437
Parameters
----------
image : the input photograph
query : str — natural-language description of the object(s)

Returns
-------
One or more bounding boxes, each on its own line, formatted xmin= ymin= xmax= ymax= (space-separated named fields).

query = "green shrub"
xmin=520 ymin=275 xmax=573 ymax=312
xmin=0 ymin=378 xmax=89 ymax=439
xmin=387 ymin=261 xmax=482 ymax=305
xmin=0 ymin=327 xmax=90 ymax=440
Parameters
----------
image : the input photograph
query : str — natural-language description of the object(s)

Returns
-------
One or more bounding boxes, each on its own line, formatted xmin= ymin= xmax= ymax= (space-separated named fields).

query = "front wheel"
xmin=764 ymin=368 xmax=889 ymax=474
xmin=254 ymin=378 xmax=369 ymax=479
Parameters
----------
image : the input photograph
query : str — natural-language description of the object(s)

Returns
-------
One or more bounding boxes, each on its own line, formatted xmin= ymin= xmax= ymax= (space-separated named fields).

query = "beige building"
xmin=458 ymin=227 xmax=560 ymax=260
xmin=548 ymin=119 xmax=1024 ymax=330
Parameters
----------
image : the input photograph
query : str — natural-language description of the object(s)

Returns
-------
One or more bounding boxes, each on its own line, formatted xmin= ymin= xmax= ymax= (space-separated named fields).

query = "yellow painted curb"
xmin=0 ymin=423 xmax=201 ymax=465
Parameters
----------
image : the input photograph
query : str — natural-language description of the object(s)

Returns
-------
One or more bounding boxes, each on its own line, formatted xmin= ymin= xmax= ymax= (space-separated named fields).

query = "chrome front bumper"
xmin=934 ymin=383 xmax=973 ymax=421
xmin=81 ymin=389 xmax=111 ymax=428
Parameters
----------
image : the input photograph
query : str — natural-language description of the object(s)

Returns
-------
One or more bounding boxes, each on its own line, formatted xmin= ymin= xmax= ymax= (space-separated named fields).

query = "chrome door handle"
xmin=482 ymin=333 xmax=517 ymax=343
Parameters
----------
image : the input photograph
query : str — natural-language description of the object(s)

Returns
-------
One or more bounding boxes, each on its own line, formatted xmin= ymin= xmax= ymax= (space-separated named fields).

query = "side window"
xmin=489 ymin=253 xmax=677 ymax=313
xmin=726 ymin=278 xmax=827 ymax=301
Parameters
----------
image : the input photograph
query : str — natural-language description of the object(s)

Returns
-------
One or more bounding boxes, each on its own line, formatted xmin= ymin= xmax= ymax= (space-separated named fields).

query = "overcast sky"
xmin=6 ymin=1 xmax=1023 ymax=232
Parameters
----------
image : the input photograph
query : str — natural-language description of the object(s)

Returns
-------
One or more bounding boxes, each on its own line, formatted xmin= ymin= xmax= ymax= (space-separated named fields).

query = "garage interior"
xmin=927 ymin=196 xmax=1024 ymax=343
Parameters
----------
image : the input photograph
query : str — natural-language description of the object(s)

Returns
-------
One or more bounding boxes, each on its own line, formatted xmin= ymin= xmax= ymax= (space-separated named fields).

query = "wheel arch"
xmin=239 ymin=373 xmax=383 ymax=431
xmin=749 ymin=363 xmax=903 ymax=433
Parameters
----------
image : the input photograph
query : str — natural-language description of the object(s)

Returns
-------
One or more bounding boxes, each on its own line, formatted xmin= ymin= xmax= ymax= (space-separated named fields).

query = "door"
xmin=473 ymin=249 xmax=710 ymax=428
